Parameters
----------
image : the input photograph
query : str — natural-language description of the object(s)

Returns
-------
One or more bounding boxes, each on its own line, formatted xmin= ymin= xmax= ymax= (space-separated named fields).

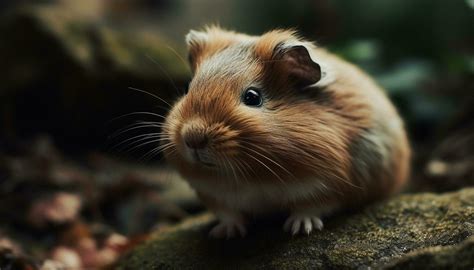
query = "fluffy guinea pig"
xmin=161 ymin=26 xmax=410 ymax=238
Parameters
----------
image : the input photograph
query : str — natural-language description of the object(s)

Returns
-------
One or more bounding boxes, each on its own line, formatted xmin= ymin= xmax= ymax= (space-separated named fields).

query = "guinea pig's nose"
xmin=183 ymin=132 xmax=209 ymax=149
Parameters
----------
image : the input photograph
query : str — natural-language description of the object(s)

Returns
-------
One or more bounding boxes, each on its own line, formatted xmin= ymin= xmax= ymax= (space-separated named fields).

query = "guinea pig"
xmin=161 ymin=26 xmax=410 ymax=238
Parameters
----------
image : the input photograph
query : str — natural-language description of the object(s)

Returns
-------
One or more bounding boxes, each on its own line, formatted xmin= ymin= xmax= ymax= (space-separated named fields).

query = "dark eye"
xmin=242 ymin=88 xmax=263 ymax=107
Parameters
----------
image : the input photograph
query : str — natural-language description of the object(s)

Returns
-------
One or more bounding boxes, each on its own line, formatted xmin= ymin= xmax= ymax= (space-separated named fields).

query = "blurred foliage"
xmin=0 ymin=0 xmax=473 ymax=151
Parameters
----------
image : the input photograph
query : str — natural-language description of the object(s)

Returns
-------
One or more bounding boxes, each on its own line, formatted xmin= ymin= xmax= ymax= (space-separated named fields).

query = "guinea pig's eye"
xmin=242 ymin=88 xmax=263 ymax=107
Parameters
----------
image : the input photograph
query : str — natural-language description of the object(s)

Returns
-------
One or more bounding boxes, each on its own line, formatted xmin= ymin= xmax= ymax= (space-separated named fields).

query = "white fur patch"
xmin=186 ymin=30 xmax=209 ymax=46
xmin=189 ymin=177 xmax=334 ymax=214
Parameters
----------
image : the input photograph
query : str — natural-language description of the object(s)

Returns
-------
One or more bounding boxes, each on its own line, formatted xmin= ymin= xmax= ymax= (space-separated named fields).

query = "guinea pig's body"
xmin=162 ymin=27 xmax=410 ymax=238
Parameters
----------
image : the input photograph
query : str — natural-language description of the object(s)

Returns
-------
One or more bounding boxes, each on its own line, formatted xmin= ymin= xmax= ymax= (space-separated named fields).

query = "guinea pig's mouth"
xmin=191 ymin=149 xmax=215 ymax=168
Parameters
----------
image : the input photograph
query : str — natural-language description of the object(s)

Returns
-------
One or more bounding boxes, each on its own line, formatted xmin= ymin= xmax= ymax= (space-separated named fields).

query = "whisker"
xmin=145 ymin=54 xmax=183 ymax=96
xmin=128 ymin=86 xmax=173 ymax=108
xmin=111 ymin=111 xmax=166 ymax=122
xmin=158 ymin=148 xmax=177 ymax=161
xmin=145 ymin=146 xmax=177 ymax=163
xmin=233 ymin=158 xmax=249 ymax=185
xmin=122 ymin=138 xmax=171 ymax=155
xmin=242 ymin=143 xmax=296 ymax=180
xmin=143 ymin=142 xmax=176 ymax=161
xmin=114 ymin=120 xmax=163 ymax=132
xmin=143 ymin=142 xmax=175 ymax=158
xmin=140 ymin=142 xmax=175 ymax=162
xmin=165 ymin=45 xmax=192 ymax=75
xmin=154 ymin=104 xmax=171 ymax=111
xmin=226 ymin=157 xmax=239 ymax=184
xmin=109 ymin=122 xmax=163 ymax=139
xmin=239 ymin=147 xmax=286 ymax=185
xmin=222 ymin=157 xmax=237 ymax=185
xmin=237 ymin=158 xmax=252 ymax=179
xmin=112 ymin=133 xmax=162 ymax=152
xmin=216 ymin=154 xmax=230 ymax=178
xmin=240 ymin=138 xmax=361 ymax=189
xmin=293 ymin=149 xmax=362 ymax=189
xmin=242 ymin=159 xmax=257 ymax=182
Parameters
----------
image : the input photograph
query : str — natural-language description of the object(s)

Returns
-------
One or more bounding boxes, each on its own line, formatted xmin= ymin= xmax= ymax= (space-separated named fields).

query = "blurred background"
xmin=0 ymin=0 xmax=473 ymax=269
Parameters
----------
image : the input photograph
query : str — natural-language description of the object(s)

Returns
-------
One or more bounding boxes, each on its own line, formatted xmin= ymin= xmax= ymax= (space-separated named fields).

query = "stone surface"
xmin=117 ymin=188 xmax=474 ymax=269
xmin=384 ymin=235 xmax=474 ymax=270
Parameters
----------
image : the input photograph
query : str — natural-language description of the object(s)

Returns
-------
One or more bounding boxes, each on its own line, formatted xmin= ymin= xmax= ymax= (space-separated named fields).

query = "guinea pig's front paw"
xmin=283 ymin=214 xmax=324 ymax=235
xmin=209 ymin=215 xmax=247 ymax=239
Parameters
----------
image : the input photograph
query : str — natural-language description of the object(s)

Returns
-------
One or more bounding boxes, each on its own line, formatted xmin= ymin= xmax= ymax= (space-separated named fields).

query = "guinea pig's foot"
xmin=209 ymin=218 xmax=247 ymax=239
xmin=283 ymin=214 xmax=323 ymax=235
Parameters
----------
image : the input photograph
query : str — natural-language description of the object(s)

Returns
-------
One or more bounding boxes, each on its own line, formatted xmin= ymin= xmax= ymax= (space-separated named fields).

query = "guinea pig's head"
xmin=162 ymin=27 xmax=355 ymax=182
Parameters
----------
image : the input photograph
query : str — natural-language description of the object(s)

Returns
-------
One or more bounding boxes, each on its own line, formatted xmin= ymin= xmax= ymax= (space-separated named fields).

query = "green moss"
xmin=385 ymin=236 xmax=474 ymax=270
xmin=117 ymin=188 xmax=474 ymax=269
xmin=6 ymin=5 xmax=189 ymax=81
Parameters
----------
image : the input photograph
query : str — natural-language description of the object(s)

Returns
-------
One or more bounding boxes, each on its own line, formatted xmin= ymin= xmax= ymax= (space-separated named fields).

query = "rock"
xmin=117 ymin=188 xmax=474 ymax=269
xmin=0 ymin=4 xmax=190 ymax=151
xmin=0 ymin=4 xmax=190 ymax=91
xmin=384 ymin=235 xmax=474 ymax=269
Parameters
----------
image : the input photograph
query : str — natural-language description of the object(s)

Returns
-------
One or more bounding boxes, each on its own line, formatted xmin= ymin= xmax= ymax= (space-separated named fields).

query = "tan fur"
xmin=186 ymin=26 xmax=255 ymax=72
xmin=162 ymin=27 xmax=411 ymax=230
xmin=254 ymin=29 xmax=299 ymax=61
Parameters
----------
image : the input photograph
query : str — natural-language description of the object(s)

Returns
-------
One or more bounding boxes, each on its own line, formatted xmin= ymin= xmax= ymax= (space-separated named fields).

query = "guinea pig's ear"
xmin=185 ymin=30 xmax=209 ymax=72
xmin=275 ymin=44 xmax=321 ymax=89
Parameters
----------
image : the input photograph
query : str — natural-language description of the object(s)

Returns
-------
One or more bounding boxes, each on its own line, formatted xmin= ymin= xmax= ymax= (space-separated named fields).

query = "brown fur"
xmin=162 ymin=27 xmax=410 ymax=219
xmin=187 ymin=26 xmax=251 ymax=72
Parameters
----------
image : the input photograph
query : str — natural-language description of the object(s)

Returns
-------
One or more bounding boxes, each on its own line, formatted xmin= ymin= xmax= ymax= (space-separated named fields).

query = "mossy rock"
xmin=117 ymin=188 xmax=474 ymax=269
xmin=0 ymin=5 xmax=190 ymax=149
xmin=0 ymin=5 xmax=190 ymax=92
